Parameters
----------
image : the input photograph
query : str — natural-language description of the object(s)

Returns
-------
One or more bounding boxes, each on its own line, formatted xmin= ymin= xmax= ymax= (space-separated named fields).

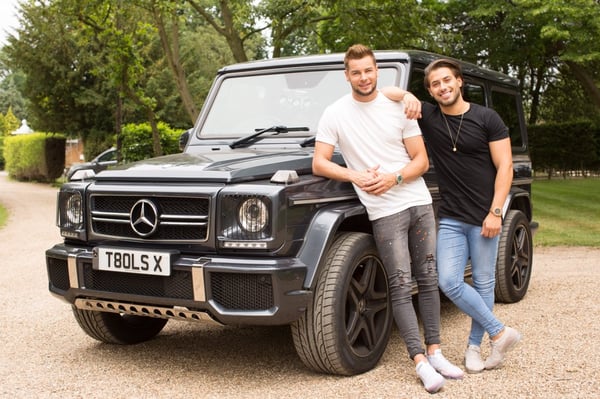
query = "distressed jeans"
xmin=372 ymin=204 xmax=440 ymax=359
xmin=436 ymin=218 xmax=504 ymax=346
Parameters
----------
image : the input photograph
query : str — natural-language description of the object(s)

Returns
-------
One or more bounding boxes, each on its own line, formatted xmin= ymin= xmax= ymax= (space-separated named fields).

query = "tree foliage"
xmin=1 ymin=0 xmax=600 ymax=157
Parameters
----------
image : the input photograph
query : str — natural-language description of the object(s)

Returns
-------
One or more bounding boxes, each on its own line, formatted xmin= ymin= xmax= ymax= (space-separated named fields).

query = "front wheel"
xmin=495 ymin=210 xmax=533 ymax=303
xmin=72 ymin=306 xmax=168 ymax=344
xmin=291 ymin=232 xmax=393 ymax=375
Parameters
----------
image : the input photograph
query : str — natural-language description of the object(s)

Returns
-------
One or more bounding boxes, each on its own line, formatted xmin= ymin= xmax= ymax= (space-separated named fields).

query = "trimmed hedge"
xmin=4 ymin=133 xmax=66 ymax=181
xmin=528 ymin=121 xmax=599 ymax=176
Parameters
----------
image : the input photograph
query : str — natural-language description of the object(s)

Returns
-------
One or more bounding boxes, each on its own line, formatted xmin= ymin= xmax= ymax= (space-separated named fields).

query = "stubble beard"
xmin=437 ymin=89 xmax=461 ymax=108
xmin=352 ymin=82 xmax=377 ymax=98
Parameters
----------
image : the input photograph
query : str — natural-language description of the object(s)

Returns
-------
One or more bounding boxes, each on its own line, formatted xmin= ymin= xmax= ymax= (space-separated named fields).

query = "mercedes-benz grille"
xmin=90 ymin=194 xmax=210 ymax=242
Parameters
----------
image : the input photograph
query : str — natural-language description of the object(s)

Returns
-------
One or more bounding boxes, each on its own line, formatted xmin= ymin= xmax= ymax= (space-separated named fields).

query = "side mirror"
xmin=69 ymin=169 xmax=96 ymax=181
xmin=179 ymin=129 xmax=191 ymax=151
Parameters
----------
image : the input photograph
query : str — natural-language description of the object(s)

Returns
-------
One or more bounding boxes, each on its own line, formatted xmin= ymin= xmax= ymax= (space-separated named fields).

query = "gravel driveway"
xmin=0 ymin=171 xmax=598 ymax=399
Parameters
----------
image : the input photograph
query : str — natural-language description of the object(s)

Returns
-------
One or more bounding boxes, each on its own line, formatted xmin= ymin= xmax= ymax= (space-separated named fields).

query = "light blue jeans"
xmin=437 ymin=218 xmax=504 ymax=346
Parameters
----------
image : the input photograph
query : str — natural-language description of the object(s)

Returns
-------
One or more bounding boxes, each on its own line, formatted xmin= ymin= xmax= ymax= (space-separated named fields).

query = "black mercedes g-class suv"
xmin=46 ymin=50 xmax=535 ymax=376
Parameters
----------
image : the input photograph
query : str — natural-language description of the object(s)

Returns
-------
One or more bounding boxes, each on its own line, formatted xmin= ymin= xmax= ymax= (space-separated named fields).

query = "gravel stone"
xmin=1 ymin=171 xmax=598 ymax=398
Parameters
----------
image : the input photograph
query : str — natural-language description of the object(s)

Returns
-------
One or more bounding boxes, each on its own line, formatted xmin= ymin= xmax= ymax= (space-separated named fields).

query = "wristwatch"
xmin=490 ymin=207 xmax=502 ymax=217
xmin=395 ymin=173 xmax=404 ymax=185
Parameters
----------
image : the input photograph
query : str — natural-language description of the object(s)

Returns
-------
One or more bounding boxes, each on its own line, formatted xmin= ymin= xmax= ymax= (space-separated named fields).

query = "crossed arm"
xmin=312 ymin=134 xmax=429 ymax=196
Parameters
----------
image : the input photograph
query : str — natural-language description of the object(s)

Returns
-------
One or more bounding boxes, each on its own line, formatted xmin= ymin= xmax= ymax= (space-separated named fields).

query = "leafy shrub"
xmin=121 ymin=122 xmax=184 ymax=162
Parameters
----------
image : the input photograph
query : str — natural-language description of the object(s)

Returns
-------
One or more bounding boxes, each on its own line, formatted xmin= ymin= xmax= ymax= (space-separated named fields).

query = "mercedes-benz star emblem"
xmin=130 ymin=199 xmax=159 ymax=237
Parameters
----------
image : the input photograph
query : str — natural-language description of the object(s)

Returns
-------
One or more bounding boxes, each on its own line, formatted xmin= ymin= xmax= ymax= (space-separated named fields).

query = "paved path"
xmin=0 ymin=171 xmax=599 ymax=398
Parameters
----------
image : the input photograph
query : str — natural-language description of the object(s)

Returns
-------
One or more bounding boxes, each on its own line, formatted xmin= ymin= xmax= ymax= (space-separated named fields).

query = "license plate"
xmin=93 ymin=247 xmax=171 ymax=276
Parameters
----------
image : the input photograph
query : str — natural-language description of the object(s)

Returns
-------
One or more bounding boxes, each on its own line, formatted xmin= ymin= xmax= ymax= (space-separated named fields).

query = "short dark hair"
xmin=344 ymin=44 xmax=376 ymax=70
xmin=423 ymin=58 xmax=463 ymax=89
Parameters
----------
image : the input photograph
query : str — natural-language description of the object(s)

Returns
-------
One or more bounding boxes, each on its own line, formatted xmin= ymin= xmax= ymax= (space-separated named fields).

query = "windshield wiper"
xmin=300 ymin=136 xmax=316 ymax=147
xmin=230 ymin=125 xmax=309 ymax=149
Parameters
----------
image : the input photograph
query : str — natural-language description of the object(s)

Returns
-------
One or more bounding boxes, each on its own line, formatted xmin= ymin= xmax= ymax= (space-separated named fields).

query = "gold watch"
xmin=490 ymin=207 xmax=502 ymax=217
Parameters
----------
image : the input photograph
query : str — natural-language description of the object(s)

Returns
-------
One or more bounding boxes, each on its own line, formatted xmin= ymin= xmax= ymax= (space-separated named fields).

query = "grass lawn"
xmin=0 ymin=202 xmax=7 ymax=228
xmin=532 ymin=177 xmax=600 ymax=247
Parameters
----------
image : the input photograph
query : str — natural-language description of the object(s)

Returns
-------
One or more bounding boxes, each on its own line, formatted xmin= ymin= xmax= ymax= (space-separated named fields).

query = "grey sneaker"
xmin=427 ymin=349 xmax=465 ymax=379
xmin=464 ymin=345 xmax=485 ymax=374
xmin=416 ymin=361 xmax=446 ymax=393
xmin=484 ymin=326 xmax=522 ymax=370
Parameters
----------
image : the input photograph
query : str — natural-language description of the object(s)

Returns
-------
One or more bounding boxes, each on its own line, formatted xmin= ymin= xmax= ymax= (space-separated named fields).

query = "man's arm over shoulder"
xmin=379 ymin=87 xmax=422 ymax=120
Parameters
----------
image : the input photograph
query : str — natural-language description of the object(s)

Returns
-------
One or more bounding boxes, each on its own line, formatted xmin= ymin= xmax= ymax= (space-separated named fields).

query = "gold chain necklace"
xmin=441 ymin=112 xmax=464 ymax=152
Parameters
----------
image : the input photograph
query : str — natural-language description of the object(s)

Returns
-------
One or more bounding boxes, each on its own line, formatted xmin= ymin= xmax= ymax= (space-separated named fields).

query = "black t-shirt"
xmin=418 ymin=102 xmax=509 ymax=226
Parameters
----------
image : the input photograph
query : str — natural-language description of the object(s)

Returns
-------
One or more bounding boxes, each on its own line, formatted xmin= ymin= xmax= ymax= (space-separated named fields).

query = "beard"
xmin=436 ymin=89 xmax=461 ymax=107
xmin=351 ymin=81 xmax=377 ymax=98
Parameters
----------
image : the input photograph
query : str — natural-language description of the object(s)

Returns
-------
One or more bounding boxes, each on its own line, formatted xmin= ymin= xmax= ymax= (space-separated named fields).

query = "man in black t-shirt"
xmin=382 ymin=58 xmax=522 ymax=374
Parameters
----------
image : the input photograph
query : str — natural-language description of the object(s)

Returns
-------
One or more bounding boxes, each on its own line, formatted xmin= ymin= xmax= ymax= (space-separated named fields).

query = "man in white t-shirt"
xmin=313 ymin=44 xmax=463 ymax=393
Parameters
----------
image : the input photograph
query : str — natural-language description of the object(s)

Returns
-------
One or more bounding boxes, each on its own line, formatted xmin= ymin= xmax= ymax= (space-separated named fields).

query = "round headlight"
xmin=238 ymin=198 xmax=268 ymax=233
xmin=65 ymin=193 xmax=83 ymax=227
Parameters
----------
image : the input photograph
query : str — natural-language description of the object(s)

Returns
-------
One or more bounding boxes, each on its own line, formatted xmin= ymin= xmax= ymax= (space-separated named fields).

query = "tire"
xmin=291 ymin=232 xmax=393 ymax=375
xmin=495 ymin=209 xmax=533 ymax=303
xmin=72 ymin=306 xmax=168 ymax=345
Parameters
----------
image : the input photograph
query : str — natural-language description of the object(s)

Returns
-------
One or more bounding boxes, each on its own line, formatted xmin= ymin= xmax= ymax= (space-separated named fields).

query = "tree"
xmin=436 ymin=0 xmax=600 ymax=125
xmin=2 ymin=107 xmax=20 ymax=135
xmin=514 ymin=0 xmax=600 ymax=110
xmin=4 ymin=0 xmax=117 ymax=137
xmin=186 ymin=0 xmax=266 ymax=62
xmin=317 ymin=0 xmax=438 ymax=52
xmin=145 ymin=0 xmax=200 ymax=123
xmin=256 ymin=0 xmax=331 ymax=57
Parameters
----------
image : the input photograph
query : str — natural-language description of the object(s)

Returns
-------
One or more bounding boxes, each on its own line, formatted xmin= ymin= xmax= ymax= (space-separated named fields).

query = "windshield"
xmin=199 ymin=67 xmax=399 ymax=138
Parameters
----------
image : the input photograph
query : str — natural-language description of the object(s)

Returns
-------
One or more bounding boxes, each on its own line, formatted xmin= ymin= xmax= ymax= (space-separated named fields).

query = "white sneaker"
xmin=484 ymin=326 xmax=522 ymax=370
xmin=416 ymin=361 xmax=446 ymax=393
xmin=427 ymin=349 xmax=465 ymax=379
xmin=464 ymin=345 xmax=485 ymax=374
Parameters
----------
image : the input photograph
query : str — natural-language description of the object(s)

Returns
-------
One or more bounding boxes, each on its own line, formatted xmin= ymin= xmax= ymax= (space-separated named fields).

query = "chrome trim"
xmin=74 ymin=298 xmax=222 ymax=325
xmin=290 ymin=194 xmax=356 ymax=206
xmin=68 ymin=253 xmax=79 ymax=288
xmin=89 ymin=193 xmax=211 ymax=243
xmin=191 ymin=266 xmax=206 ymax=302
xmin=513 ymin=176 xmax=534 ymax=185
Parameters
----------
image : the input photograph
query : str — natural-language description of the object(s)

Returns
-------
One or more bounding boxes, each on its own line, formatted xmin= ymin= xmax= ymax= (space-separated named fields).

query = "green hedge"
xmin=4 ymin=133 xmax=66 ymax=181
xmin=528 ymin=121 xmax=599 ymax=176
xmin=0 ymin=136 xmax=5 ymax=170
xmin=120 ymin=122 xmax=184 ymax=162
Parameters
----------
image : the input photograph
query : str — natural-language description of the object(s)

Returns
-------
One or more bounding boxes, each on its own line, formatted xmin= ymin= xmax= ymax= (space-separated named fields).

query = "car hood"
xmin=94 ymin=148 xmax=326 ymax=183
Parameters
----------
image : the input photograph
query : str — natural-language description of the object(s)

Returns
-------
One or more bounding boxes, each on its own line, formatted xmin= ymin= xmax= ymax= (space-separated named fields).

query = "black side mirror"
xmin=179 ymin=129 xmax=191 ymax=151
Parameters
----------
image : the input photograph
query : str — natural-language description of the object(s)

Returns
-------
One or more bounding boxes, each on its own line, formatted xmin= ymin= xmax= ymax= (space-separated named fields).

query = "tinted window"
xmin=491 ymin=89 xmax=523 ymax=148
xmin=463 ymin=83 xmax=485 ymax=106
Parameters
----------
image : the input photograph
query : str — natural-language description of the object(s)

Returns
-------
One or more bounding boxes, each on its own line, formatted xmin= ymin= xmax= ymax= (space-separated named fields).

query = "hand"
xmin=403 ymin=93 xmax=422 ymax=120
xmin=481 ymin=213 xmax=502 ymax=238
xmin=361 ymin=169 xmax=396 ymax=196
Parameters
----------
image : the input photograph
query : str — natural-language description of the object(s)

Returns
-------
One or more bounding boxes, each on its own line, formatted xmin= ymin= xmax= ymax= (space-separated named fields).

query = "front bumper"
xmin=46 ymin=244 xmax=312 ymax=326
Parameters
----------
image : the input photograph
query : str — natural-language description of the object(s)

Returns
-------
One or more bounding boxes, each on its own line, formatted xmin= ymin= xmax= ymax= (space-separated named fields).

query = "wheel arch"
xmin=297 ymin=201 xmax=370 ymax=289
xmin=506 ymin=187 xmax=532 ymax=222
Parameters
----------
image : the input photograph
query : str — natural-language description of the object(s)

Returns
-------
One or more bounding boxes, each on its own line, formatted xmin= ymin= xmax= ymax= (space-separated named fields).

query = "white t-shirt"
xmin=316 ymin=91 xmax=432 ymax=221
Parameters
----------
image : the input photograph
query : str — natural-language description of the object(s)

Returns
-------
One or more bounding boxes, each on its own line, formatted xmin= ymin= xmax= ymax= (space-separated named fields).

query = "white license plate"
xmin=94 ymin=247 xmax=171 ymax=276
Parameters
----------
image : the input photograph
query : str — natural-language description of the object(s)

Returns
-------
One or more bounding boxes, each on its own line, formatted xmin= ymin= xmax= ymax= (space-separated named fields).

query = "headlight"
xmin=238 ymin=197 xmax=268 ymax=233
xmin=219 ymin=194 xmax=272 ymax=243
xmin=58 ymin=190 xmax=84 ymax=231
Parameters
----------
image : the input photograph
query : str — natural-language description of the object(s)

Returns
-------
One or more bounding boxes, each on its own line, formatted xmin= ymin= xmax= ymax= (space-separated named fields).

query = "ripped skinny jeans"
xmin=371 ymin=204 xmax=440 ymax=359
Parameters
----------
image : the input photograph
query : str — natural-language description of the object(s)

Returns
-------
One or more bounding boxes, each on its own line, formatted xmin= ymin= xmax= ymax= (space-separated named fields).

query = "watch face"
xmin=396 ymin=174 xmax=403 ymax=184
xmin=493 ymin=208 xmax=502 ymax=216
